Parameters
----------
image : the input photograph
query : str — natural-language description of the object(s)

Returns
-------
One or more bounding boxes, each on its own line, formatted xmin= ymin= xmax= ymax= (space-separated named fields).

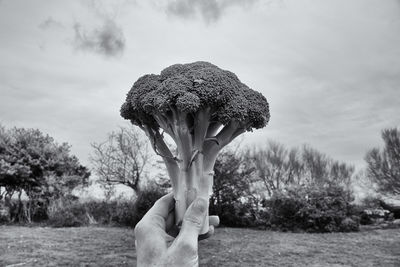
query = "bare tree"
xmin=285 ymin=147 xmax=304 ymax=185
xmin=329 ymin=161 xmax=354 ymax=189
xmin=365 ymin=127 xmax=400 ymax=195
xmin=251 ymin=141 xmax=294 ymax=196
xmin=250 ymin=141 xmax=354 ymax=197
xmin=91 ymin=126 xmax=151 ymax=194
xmin=302 ymin=145 xmax=354 ymax=188
xmin=301 ymin=145 xmax=330 ymax=185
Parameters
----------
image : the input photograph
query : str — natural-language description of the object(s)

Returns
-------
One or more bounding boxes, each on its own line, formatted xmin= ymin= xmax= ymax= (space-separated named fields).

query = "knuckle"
xmin=184 ymin=215 xmax=203 ymax=229
xmin=134 ymin=221 xmax=151 ymax=238
xmin=177 ymin=239 xmax=196 ymax=254
xmin=150 ymin=214 xmax=165 ymax=229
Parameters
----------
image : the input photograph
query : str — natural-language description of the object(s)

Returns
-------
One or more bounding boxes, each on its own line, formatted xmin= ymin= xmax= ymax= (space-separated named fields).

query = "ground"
xmin=0 ymin=226 xmax=399 ymax=267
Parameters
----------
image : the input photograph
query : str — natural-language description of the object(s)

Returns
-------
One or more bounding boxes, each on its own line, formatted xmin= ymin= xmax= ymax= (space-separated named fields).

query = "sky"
xmin=1 ymin=0 xmax=399 ymax=172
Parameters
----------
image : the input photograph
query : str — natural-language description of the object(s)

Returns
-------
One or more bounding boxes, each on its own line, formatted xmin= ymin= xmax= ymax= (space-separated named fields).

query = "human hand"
xmin=135 ymin=193 xmax=219 ymax=267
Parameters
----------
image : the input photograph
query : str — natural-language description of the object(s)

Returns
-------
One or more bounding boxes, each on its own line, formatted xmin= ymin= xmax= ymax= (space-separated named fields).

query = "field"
xmin=0 ymin=226 xmax=399 ymax=267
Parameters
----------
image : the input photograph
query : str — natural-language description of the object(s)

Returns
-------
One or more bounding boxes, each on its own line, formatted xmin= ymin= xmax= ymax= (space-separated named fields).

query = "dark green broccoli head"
xmin=120 ymin=61 xmax=270 ymax=130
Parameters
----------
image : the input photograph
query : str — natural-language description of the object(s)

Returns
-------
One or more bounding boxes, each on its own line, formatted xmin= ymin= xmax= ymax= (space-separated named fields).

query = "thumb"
xmin=174 ymin=197 xmax=208 ymax=251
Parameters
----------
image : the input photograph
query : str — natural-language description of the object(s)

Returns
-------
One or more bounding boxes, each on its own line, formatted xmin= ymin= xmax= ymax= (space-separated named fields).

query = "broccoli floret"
xmin=120 ymin=61 xmax=269 ymax=235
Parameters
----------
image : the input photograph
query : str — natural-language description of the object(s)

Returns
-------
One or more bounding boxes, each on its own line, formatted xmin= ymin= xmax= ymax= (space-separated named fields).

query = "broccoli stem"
xmin=143 ymin=108 xmax=246 ymax=235
xmin=175 ymin=151 xmax=211 ymax=234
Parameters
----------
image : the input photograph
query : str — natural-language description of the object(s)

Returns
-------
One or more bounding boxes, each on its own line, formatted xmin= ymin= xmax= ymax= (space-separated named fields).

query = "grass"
xmin=0 ymin=226 xmax=399 ymax=267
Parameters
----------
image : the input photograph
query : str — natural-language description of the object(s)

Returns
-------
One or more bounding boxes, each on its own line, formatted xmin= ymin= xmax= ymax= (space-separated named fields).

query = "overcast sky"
xmin=1 ymin=0 xmax=399 ymax=170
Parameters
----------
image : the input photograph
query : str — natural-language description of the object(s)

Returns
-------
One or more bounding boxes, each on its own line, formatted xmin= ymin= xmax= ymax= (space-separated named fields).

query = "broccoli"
xmin=121 ymin=61 xmax=269 ymax=234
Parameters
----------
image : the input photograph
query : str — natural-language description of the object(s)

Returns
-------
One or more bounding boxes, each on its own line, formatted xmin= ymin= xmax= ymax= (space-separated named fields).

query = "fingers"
xmin=167 ymin=214 xmax=220 ymax=239
xmin=172 ymin=197 xmax=208 ymax=253
xmin=142 ymin=192 xmax=174 ymax=228
xmin=135 ymin=192 xmax=174 ymax=240
xmin=134 ymin=193 xmax=174 ymax=264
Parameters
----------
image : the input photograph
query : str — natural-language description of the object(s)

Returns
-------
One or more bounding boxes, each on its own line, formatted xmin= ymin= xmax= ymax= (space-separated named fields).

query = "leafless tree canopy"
xmin=365 ymin=127 xmax=400 ymax=195
xmin=249 ymin=141 xmax=354 ymax=196
xmin=90 ymin=126 xmax=151 ymax=193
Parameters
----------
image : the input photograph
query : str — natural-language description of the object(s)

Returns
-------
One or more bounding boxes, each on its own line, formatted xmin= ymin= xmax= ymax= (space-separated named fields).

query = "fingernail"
xmin=194 ymin=198 xmax=207 ymax=213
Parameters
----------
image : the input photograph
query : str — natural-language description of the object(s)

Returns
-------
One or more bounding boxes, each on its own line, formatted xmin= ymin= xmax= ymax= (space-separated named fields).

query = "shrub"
xmin=340 ymin=217 xmax=360 ymax=232
xmin=0 ymin=203 xmax=10 ymax=224
xmin=45 ymin=184 xmax=166 ymax=228
xmin=31 ymin=200 xmax=49 ymax=222
xmin=360 ymin=209 xmax=392 ymax=225
xmin=84 ymin=200 xmax=117 ymax=225
xmin=47 ymin=199 xmax=88 ymax=227
xmin=211 ymin=200 xmax=262 ymax=228
xmin=265 ymin=184 xmax=360 ymax=232
xmin=111 ymin=200 xmax=137 ymax=227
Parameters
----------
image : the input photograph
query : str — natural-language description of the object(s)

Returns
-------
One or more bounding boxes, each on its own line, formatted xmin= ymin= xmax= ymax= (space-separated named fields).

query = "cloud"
xmin=165 ymin=0 xmax=258 ymax=23
xmin=38 ymin=17 xmax=64 ymax=30
xmin=73 ymin=19 xmax=125 ymax=57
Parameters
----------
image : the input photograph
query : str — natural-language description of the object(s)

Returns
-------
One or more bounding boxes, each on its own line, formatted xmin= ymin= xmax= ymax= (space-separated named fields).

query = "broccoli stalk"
xmin=121 ymin=62 xmax=269 ymax=234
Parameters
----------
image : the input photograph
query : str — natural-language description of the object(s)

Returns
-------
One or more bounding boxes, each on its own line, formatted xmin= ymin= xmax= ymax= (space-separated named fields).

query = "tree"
xmin=209 ymin=149 xmax=257 ymax=226
xmin=301 ymin=145 xmax=354 ymax=189
xmin=251 ymin=141 xmax=302 ymax=196
xmin=301 ymin=145 xmax=330 ymax=185
xmin=250 ymin=142 xmax=354 ymax=197
xmin=365 ymin=127 xmax=400 ymax=195
xmin=0 ymin=125 xmax=89 ymax=222
xmin=120 ymin=61 xmax=270 ymax=233
xmin=91 ymin=126 xmax=151 ymax=194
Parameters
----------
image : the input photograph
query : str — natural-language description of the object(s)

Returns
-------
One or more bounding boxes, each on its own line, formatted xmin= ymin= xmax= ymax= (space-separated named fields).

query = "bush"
xmin=111 ymin=200 xmax=137 ymax=227
xmin=360 ymin=209 xmax=392 ymax=225
xmin=31 ymin=200 xmax=49 ymax=222
xmin=0 ymin=203 xmax=10 ymax=224
xmin=84 ymin=200 xmax=118 ymax=225
xmin=211 ymin=200 xmax=262 ymax=228
xmin=265 ymin=184 xmax=360 ymax=232
xmin=47 ymin=199 xmax=88 ymax=227
xmin=340 ymin=217 xmax=360 ymax=232
xmin=45 ymin=185 xmax=166 ymax=228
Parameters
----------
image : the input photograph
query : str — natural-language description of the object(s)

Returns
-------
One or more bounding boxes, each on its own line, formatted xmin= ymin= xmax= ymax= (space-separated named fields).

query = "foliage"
xmin=72 ymin=199 xmax=137 ymax=226
xmin=45 ymin=184 xmax=166 ymax=228
xmin=365 ymin=127 xmax=400 ymax=194
xmin=0 ymin=126 xmax=89 ymax=196
xmin=209 ymin=149 xmax=263 ymax=227
xmin=0 ymin=125 xmax=89 ymax=222
xmin=339 ymin=217 xmax=360 ymax=232
xmin=91 ymin=126 xmax=151 ymax=193
xmin=265 ymin=184 xmax=359 ymax=232
xmin=47 ymin=198 xmax=88 ymax=227
xmin=0 ymin=202 xmax=10 ymax=224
